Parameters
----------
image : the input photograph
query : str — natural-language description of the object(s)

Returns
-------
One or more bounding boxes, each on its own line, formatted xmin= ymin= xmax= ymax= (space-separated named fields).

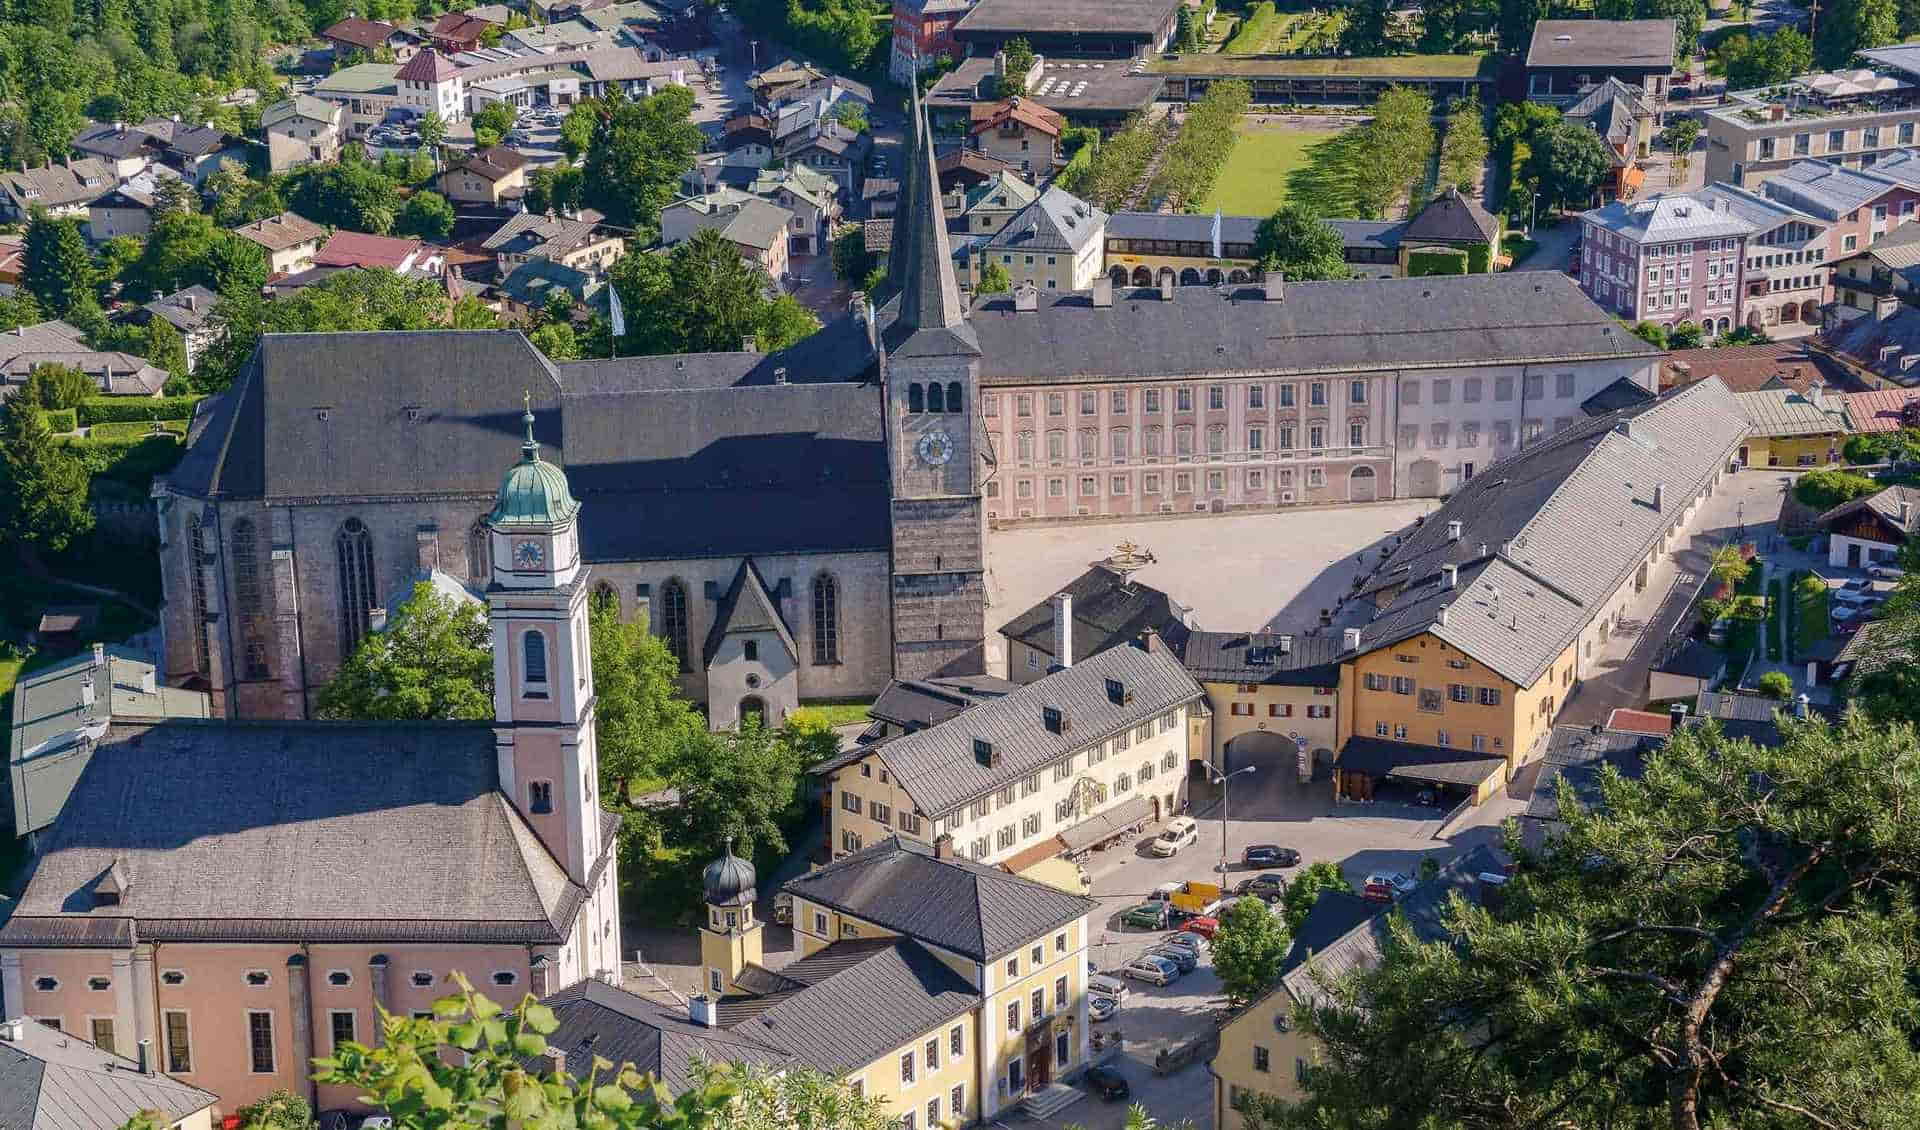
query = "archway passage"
xmin=1349 ymin=464 xmax=1377 ymax=502
xmin=1801 ymin=298 xmax=1819 ymax=323
xmin=1157 ymin=267 xmax=1177 ymax=288
xmin=1131 ymin=266 xmax=1152 ymax=286
xmin=1179 ymin=267 xmax=1202 ymax=286
xmin=1205 ymin=268 xmax=1224 ymax=285
xmin=1407 ymin=459 xmax=1441 ymax=498
xmin=1228 ymin=269 xmax=1250 ymax=283
xmin=1109 ymin=265 xmax=1130 ymax=286
xmin=739 ymin=696 xmax=766 ymax=729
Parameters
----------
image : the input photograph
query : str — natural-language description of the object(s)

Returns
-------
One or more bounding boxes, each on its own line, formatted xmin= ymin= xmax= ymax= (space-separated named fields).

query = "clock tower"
xmin=882 ymin=82 xmax=988 ymax=680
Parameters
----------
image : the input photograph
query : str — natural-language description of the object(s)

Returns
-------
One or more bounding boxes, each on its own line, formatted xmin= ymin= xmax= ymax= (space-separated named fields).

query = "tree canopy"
xmin=589 ymin=589 xmax=704 ymax=805
xmin=1253 ymin=204 xmax=1354 ymax=281
xmin=315 ymin=581 xmax=493 ymax=722
xmin=1523 ymin=119 xmax=1613 ymax=212
xmin=608 ymin=229 xmax=819 ymax=356
xmin=1211 ymin=895 xmax=1291 ymax=1006
xmin=0 ymin=393 xmax=93 ymax=555
xmin=580 ymin=86 xmax=706 ymax=239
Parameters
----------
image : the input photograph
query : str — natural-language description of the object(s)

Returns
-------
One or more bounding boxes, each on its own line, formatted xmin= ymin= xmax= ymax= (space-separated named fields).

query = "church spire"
xmin=886 ymin=67 xmax=977 ymax=355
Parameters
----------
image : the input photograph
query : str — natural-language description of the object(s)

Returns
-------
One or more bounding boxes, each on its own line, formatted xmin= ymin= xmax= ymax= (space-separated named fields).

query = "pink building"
xmin=0 ymin=413 xmax=622 ymax=1115
xmin=1760 ymin=154 xmax=1920 ymax=266
xmin=1578 ymin=192 xmax=1754 ymax=335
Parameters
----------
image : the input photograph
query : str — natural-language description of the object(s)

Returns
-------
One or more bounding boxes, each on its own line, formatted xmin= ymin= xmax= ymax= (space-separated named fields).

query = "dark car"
xmin=1235 ymin=872 xmax=1289 ymax=900
xmin=1085 ymin=1064 xmax=1131 ymax=1101
xmin=1242 ymin=844 xmax=1301 ymax=868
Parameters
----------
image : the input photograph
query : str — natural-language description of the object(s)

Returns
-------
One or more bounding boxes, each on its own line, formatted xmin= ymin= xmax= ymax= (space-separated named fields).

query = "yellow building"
xmin=1181 ymin=631 xmax=1343 ymax=778
xmin=541 ymin=840 xmax=1095 ymax=1127
xmin=820 ymin=641 xmax=1205 ymax=871
xmin=1211 ymin=847 xmax=1502 ymax=1128
xmin=1732 ymin=384 xmax=1850 ymax=469
xmin=962 ymin=185 xmax=1108 ymax=293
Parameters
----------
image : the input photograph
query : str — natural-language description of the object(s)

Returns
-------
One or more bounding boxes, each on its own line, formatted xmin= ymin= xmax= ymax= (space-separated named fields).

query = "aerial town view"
xmin=2 ymin=0 xmax=1920 ymax=1126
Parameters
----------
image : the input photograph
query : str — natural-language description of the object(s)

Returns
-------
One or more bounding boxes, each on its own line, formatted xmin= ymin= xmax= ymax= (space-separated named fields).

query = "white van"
xmin=1088 ymin=973 xmax=1130 ymax=1002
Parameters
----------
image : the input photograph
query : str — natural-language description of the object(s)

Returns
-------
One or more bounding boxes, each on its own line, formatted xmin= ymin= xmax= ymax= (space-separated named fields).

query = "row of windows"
xmin=1228 ymin=702 xmax=1332 ymax=718
xmin=985 ymin=379 xmax=1363 ymax=419
xmin=1003 ymin=421 xmax=1365 ymax=462
xmin=1400 ymin=372 xmax=1579 ymax=405
xmin=1370 ymin=723 xmax=1503 ymax=752
xmin=905 ymin=381 xmax=966 ymax=414
xmin=1361 ymin=673 xmax=1504 ymax=707
xmin=1754 ymin=120 xmax=1918 ymax=161
xmin=997 ymin=465 xmax=1340 ymax=499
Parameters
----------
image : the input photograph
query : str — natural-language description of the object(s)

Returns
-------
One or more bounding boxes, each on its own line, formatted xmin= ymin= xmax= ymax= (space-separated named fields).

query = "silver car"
xmin=1122 ymin=955 xmax=1178 ymax=985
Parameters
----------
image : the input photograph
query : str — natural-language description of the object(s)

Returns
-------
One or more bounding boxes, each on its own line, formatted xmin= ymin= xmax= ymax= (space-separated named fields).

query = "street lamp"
xmin=1527 ymin=191 xmax=1540 ymax=238
xmin=1211 ymin=764 xmax=1257 ymax=879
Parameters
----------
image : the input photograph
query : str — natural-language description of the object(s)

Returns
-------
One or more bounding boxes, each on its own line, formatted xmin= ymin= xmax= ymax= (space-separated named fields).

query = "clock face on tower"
xmin=513 ymin=540 xmax=545 ymax=569
xmin=916 ymin=429 xmax=955 ymax=467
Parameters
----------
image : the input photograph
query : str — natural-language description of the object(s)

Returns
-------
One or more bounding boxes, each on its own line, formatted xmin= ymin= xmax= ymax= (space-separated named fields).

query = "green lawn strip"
xmin=87 ymin=419 xmax=188 ymax=441
xmin=792 ymin=701 xmax=872 ymax=727
xmin=1150 ymin=52 xmax=1492 ymax=77
xmin=1791 ymin=569 xmax=1830 ymax=658
xmin=1200 ymin=124 xmax=1334 ymax=213
xmin=1223 ymin=1 xmax=1280 ymax=52
xmin=1278 ymin=124 xmax=1373 ymax=218
xmin=1767 ymin=577 xmax=1784 ymax=661
xmin=1502 ymin=232 xmax=1537 ymax=268
xmin=1724 ymin=557 xmax=1767 ymax=680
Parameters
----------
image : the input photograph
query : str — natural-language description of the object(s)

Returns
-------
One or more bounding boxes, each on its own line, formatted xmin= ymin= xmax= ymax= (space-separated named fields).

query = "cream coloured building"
xmin=820 ymin=640 xmax=1205 ymax=872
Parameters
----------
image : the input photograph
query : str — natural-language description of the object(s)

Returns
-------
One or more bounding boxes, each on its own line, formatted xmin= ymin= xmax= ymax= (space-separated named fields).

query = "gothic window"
xmin=523 ymin=630 xmax=548 ymax=685
xmin=659 ymin=578 xmax=690 ymax=672
xmin=928 ymin=382 xmax=946 ymax=412
xmin=946 ymin=382 xmax=963 ymax=414
xmin=231 ymin=519 xmax=270 ymax=680
xmin=336 ymin=518 xmax=376 ymax=653
xmin=186 ymin=515 xmax=210 ymax=674
xmin=908 ymin=383 xmax=924 ymax=413
xmin=593 ymin=580 xmax=619 ymax=617
xmin=813 ymin=573 xmax=840 ymax=665
xmin=468 ymin=520 xmax=490 ymax=583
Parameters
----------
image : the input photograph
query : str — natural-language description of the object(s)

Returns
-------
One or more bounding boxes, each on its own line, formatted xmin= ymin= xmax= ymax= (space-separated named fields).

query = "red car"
xmin=1182 ymin=915 xmax=1220 ymax=939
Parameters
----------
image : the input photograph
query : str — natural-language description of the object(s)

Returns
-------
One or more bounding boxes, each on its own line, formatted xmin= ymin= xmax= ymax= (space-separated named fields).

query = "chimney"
xmin=1769 ymin=103 xmax=1787 ymax=121
xmin=773 ymin=366 xmax=788 ymax=384
xmin=1091 ymin=274 xmax=1113 ymax=307
xmin=1447 ymin=519 xmax=1463 ymax=542
xmin=544 ymin=1047 xmax=567 ymax=1076
xmin=1899 ymin=498 xmax=1912 ymax=526
xmin=1342 ymin=626 xmax=1362 ymax=651
xmin=1653 ymin=482 xmax=1666 ymax=512
xmin=139 ymin=665 xmax=156 ymax=695
xmin=80 ymin=677 xmax=95 ymax=708
xmin=1442 ymin=563 xmax=1458 ymax=589
xmin=92 ymin=642 xmax=105 ymax=668
xmin=1793 ymin=693 xmax=1811 ymax=720
xmin=1261 ymin=270 xmax=1284 ymax=302
xmin=1139 ymin=626 xmax=1162 ymax=654
xmin=934 ymin=833 xmax=955 ymax=859
xmin=689 ymin=994 xmax=719 ymax=1027
xmin=183 ymin=294 xmax=197 ymax=312
xmin=1159 ymin=273 xmax=1174 ymax=301
xmin=1876 ymin=294 xmax=1902 ymax=321
xmin=741 ymin=336 xmax=758 ymax=353
xmin=1014 ymin=282 xmax=1039 ymax=312
xmin=0 ymin=1018 xmax=23 ymax=1043
xmin=1669 ymin=701 xmax=1689 ymax=726
xmin=136 ymin=1037 xmax=153 ymax=1074
xmin=1437 ymin=605 xmax=1449 ymax=626
xmin=1051 ymin=591 xmax=1073 ymax=668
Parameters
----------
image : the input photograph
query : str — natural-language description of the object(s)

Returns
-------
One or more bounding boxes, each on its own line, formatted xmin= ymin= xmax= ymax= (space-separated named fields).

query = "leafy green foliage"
xmin=581 ymin=86 xmax=707 ymax=239
xmin=1522 ymin=119 xmax=1612 ymax=212
xmin=588 ymin=589 xmax=702 ymax=806
xmin=1338 ymin=0 xmax=1398 ymax=55
xmin=1844 ymin=428 xmax=1920 ymax=465
xmin=1148 ymin=80 xmax=1249 ymax=210
xmin=23 ymin=362 xmax=92 ymax=410
xmin=1668 ymin=320 xmax=1705 ymax=349
xmin=1756 ymin=669 xmax=1793 ymax=699
xmin=659 ymin=718 xmax=809 ymax=861
xmin=1715 ymin=28 xmax=1814 ymax=88
xmin=0 ymin=395 xmax=93 ymax=553
xmin=315 ymin=581 xmax=493 ymax=722
xmin=997 ymin=37 xmax=1035 ymax=96
xmin=143 ymin=317 xmax=190 ymax=383
xmin=1407 ymin=249 xmax=1469 ymax=276
xmin=1277 ymin=713 xmax=1920 ymax=1130
xmin=1211 ymin=895 xmax=1291 ymax=1006
xmin=1631 ymin=320 xmax=1668 ymax=348
xmin=830 ymin=222 xmax=876 ymax=285
xmin=1254 ymin=204 xmax=1353 ymax=281
xmin=235 ymin=1090 xmax=315 ymax=1130
xmin=1793 ymin=468 xmax=1881 ymax=509
xmin=1438 ymin=97 xmax=1487 ymax=194
xmin=1817 ymin=0 xmax=1899 ymax=68
xmin=396 ymin=189 xmax=455 ymax=240
xmin=688 ymin=1061 xmax=893 ymax=1130
xmin=1079 ymin=115 xmax=1159 ymax=211
xmin=1720 ymin=324 xmax=1770 ymax=345
xmin=1419 ymin=0 xmax=1473 ymax=51
xmin=75 ymin=396 xmax=202 ymax=426
xmin=472 ymin=101 xmax=516 ymax=150
xmin=1358 ymin=86 xmax=1436 ymax=219
xmin=197 ymin=271 xmax=467 ymax=392
xmin=24 ymin=211 xmax=94 ymax=315
xmin=608 ymin=228 xmax=817 ymax=356
xmin=288 ymin=156 xmax=401 ymax=234
xmin=978 ymin=258 xmax=1012 ymax=293
xmin=1281 ymin=861 xmax=1355 ymax=932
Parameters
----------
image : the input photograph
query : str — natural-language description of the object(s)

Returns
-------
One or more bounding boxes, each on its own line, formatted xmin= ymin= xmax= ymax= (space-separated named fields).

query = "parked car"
xmin=1148 ymin=944 xmax=1197 ymax=973
xmin=1365 ymin=871 xmax=1417 ymax=897
xmin=1089 ymin=994 xmax=1119 ymax=1022
xmin=1159 ymin=931 xmax=1205 ymax=956
xmin=1869 ymin=564 xmax=1907 ymax=580
xmin=1122 ymin=901 xmax=1169 ymax=929
xmin=1147 ymin=881 xmax=1183 ymax=902
xmin=1151 ymin=816 xmax=1199 ymax=857
xmin=1362 ymin=879 xmax=1397 ymax=903
xmin=1084 ymin=1064 xmax=1131 ymax=1100
xmin=1122 ymin=954 xmax=1179 ymax=985
xmin=1235 ymin=872 xmax=1289 ymax=900
xmin=1088 ymin=972 xmax=1131 ymax=1001
xmin=1242 ymin=844 xmax=1300 ymax=868
xmin=1182 ymin=915 xmax=1221 ymax=939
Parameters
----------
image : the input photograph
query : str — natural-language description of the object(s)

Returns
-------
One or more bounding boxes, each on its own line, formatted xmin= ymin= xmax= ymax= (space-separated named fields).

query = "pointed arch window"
xmin=186 ymin=515 xmax=211 ymax=674
xmin=523 ymin=630 xmax=548 ymax=687
xmin=812 ymin=573 xmax=840 ymax=665
xmin=928 ymin=382 xmax=946 ymax=413
xmin=659 ymin=578 xmax=690 ymax=672
xmin=946 ymin=382 xmax=963 ymax=415
xmin=231 ymin=519 xmax=270 ymax=680
xmin=336 ymin=518 xmax=376 ymax=653
xmin=908 ymin=383 xmax=925 ymax=414
xmin=468 ymin=520 xmax=491 ymax=584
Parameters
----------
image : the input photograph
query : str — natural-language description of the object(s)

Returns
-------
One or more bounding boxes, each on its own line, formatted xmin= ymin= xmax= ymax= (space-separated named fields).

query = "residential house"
xmin=1821 ymin=484 xmax=1919 ymax=568
xmin=1395 ymin=186 xmax=1502 ymax=272
xmin=818 ymin=639 xmax=1204 ymax=872
xmin=1694 ymin=181 xmax=1831 ymax=332
xmin=969 ymin=97 xmax=1065 ymax=175
xmin=322 ymin=16 xmax=420 ymax=61
xmin=996 ymin=567 xmax=1193 ymax=683
xmin=429 ymin=10 xmax=499 ymax=52
xmin=856 ymin=675 xmax=1017 ymax=744
xmin=572 ymin=50 xmax=691 ymax=101
xmin=951 ymin=0 xmax=1181 ymax=58
xmin=1521 ymin=723 xmax=1660 ymax=845
xmin=87 ymin=168 xmax=184 ymax=242
xmin=1577 ymin=191 xmax=1753 ymax=334
xmin=0 ymin=432 xmax=623 ymax=1111
xmin=439 ymin=145 xmax=529 ymax=207
xmin=231 ymin=212 xmax=329 ymax=276
xmin=69 ymin=123 xmax=162 ymax=181
xmin=1705 ymin=63 xmax=1920 ymax=188
xmin=1330 ymin=378 xmax=1751 ymax=805
xmin=7 ymin=645 xmax=211 ymax=849
xmin=0 ymin=1014 xmax=217 ymax=1130
xmin=890 ymin=0 xmax=974 ymax=81
xmin=134 ymin=286 xmax=222 ymax=373
xmin=0 ymin=321 xmax=167 ymax=398
xmin=481 ymin=211 xmax=624 ymax=274
xmin=1525 ymin=19 xmax=1676 ymax=105
xmin=952 ymin=170 xmax=1039 ymax=238
xmin=1659 ymin=339 xmax=1861 ymax=392
xmin=396 ymin=48 xmax=467 ymax=122
xmin=1564 ymin=78 xmax=1658 ymax=200
xmin=865 ymin=177 xmax=901 ymax=218
xmin=0 ymin=158 xmax=117 ymax=222
xmin=71 ymin=120 xmax=245 ymax=186
xmin=261 ymin=95 xmax=346 ymax=173
xmin=963 ymin=186 xmax=1106 ymax=292
xmin=938 ymin=148 xmax=1023 ymax=206
xmin=776 ymin=120 xmax=868 ymax=196
xmin=315 ymin=230 xmax=447 ymax=278
xmin=746 ymin=60 xmax=835 ymax=112
xmin=1211 ymin=846 xmax=1505 ymax=1128
xmin=659 ymin=190 xmax=795 ymax=280
xmin=1182 ymin=631 xmax=1342 ymax=777
xmin=746 ymin=165 xmax=840 ymax=256
xmin=1733 ymin=381 xmax=1850 ymax=466
xmin=313 ymin=63 xmax=404 ymax=136
xmin=494 ymin=258 xmax=608 ymax=323
xmin=1829 ymin=218 xmax=1920 ymax=317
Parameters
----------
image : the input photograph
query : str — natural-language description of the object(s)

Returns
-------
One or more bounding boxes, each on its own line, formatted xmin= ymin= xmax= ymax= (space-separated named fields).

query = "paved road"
xmin=1510 ymin=218 xmax=1578 ymax=273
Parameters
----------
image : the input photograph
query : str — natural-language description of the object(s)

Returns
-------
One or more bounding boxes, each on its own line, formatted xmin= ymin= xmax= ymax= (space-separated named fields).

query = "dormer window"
xmin=974 ymin=738 xmax=995 ymax=767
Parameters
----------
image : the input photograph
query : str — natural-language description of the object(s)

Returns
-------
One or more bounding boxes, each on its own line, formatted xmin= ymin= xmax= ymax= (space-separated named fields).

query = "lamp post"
xmin=1212 ymin=764 xmax=1257 ymax=879
xmin=1527 ymin=191 xmax=1540 ymax=238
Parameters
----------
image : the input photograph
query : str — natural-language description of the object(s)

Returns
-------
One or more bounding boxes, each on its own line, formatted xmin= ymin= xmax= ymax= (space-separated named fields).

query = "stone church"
xmin=156 ymin=89 xmax=986 ymax=725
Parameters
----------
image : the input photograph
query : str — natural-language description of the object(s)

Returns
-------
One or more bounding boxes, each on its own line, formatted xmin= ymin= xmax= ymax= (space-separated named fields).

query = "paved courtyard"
xmin=984 ymin=501 xmax=1439 ymax=674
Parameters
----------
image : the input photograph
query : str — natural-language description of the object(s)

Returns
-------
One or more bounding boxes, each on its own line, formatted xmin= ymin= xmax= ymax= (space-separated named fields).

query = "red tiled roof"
xmin=1605 ymin=708 xmax=1675 ymax=736
xmin=397 ymin=47 xmax=460 ymax=83
xmin=323 ymin=17 xmax=400 ymax=50
xmin=1840 ymin=387 xmax=1920 ymax=432
xmin=969 ymin=97 xmax=1065 ymax=137
xmin=316 ymin=230 xmax=422 ymax=270
xmin=1661 ymin=343 xmax=1861 ymax=394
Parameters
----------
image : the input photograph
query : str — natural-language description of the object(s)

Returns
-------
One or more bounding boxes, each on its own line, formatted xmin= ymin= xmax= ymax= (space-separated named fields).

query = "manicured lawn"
xmin=792 ymin=701 xmax=872 ymax=727
xmin=1150 ymin=52 xmax=1494 ymax=77
xmin=1200 ymin=123 xmax=1345 ymax=215
xmin=1792 ymin=570 xmax=1830 ymax=658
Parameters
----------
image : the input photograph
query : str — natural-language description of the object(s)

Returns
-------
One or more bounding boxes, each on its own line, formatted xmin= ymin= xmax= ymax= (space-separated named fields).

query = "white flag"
xmin=608 ymin=280 xmax=626 ymax=338
xmin=1211 ymin=207 xmax=1222 ymax=260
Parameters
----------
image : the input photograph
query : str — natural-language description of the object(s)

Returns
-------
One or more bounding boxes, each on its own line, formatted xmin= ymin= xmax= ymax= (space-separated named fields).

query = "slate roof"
xmin=536 ymin=980 xmax=796 ymax=1093
xmin=1401 ymin=187 xmax=1500 ymax=245
xmin=963 ymin=272 xmax=1659 ymax=384
xmin=1335 ymin=736 xmax=1506 ymax=787
xmin=983 ymin=186 xmax=1107 ymax=258
xmin=1736 ymin=386 xmax=1849 ymax=437
xmin=0 ymin=159 xmax=118 ymax=211
xmin=783 ymin=836 xmax=1095 ymax=961
xmin=1694 ymin=182 xmax=1826 ymax=242
xmin=1564 ymin=78 xmax=1654 ymax=145
xmin=324 ymin=16 xmax=404 ymax=49
xmin=142 ymin=286 xmax=219 ymax=334
xmin=1526 ymin=19 xmax=1676 ymax=70
xmin=664 ymin=190 xmax=794 ymax=253
xmin=232 ymin=211 xmax=328 ymax=253
xmin=1653 ymin=637 xmax=1726 ymax=678
xmin=862 ymin=675 xmax=1017 ymax=735
xmin=997 ymin=564 xmax=1192 ymax=667
xmin=1583 ymin=192 xmax=1755 ymax=243
xmin=701 ymin=558 xmax=796 ymax=665
xmin=1178 ymin=630 xmax=1342 ymax=687
xmin=1275 ymin=890 xmax=1378 ymax=978
xmin=397 ymin=47 xmax=460 ymax=82
xmin=1761 ymin=160 xmax=1905 ymax=220
xmin=1820 ymin=484 xmax=1920 ymax=536
xmin=1349 ymin=377 xmax=1749 ymax=686
xmin=483 ymin=212 xmax=605 ymax=258
xmin=1833 ymin=616 xmax=1915 ymax=680
xmin=1822 ymin=303 xmax=1920 ymax=383
xmin=1581 ymin=374 xmax=1657 ymax=415
xmin=1693 ymin=689 xmax=1837 ymax=747
xmin=0 ymin=718 xmax=593 ymax=945
xmin=1326 ymin=219 xmax=1406 ymax=251
xmin=882 ymin=79 xmax=979 ymax=359
xmin=71 ymin=123 xmax=154 ymax=160
xmin=1106 ymin=211 xmax=1260 ymax=248
xmin=457 ymin=145 xmax=529 ymax=181
xmin=865 ymin=642 xmax=1204 ymax=818
xmin=955 ymin=0 xmax=1182 ymax=37
xmin=1524 ymin=724 xmax=1659 ymax=822
xmin=0 ymin=1018 xmax=217 ymax=1130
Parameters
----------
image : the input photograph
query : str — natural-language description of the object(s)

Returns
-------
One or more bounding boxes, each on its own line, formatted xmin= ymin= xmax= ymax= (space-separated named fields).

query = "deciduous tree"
xmin=315 ymin=580 xmax=492 ymax=721
xmin=1522 ymin=119 xmax=1612 ymax=211
xmin=1281 ymin=860 xmax=1356 ymax=931
xmin=1254 ymin=204 xmax=1354 ymax=281
xmin=1211 ymin=895 xmax=1291 ymax=1006
xmin=589 ymin=589 xmax=702 ymax=804
xmin=581 ymin=85 xmax=704 ymax=238
xmin=978 ymin=259 xmax=1012 ymax=293
xmin=395 ymin=189 xmax=454 ymax=240
xmin=661 ymin=720 xmax=806 ymax=862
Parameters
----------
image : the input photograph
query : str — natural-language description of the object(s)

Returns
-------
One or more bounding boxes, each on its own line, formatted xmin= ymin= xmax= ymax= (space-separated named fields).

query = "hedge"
xmin=88 ymin=419 xmax=188 ymax=441
xmin=77 ymin=396 xmax=204 ymax=427
xmin=1466 ymin=242 xmax=1492 ymax=274
xmin=1408 ymin=249 xmax=1469 ymax=276
xmin=57 ymin=433 xmax=185 ymax=487
xmin=43 ymin=408 xmax=76 ymax=433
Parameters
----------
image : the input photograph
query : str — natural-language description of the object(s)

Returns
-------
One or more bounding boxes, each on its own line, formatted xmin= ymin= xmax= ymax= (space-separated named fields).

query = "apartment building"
xmin=1706 ymin=69 xmax=1920 ymax=188
xmin=962 ymin=188 xmax=1107 ymax=292
xmin=1577 ymin=192 xmax=1753 ymax=333
xmin=1694 ymin=181 xmax=1831 ymax=332
xmin=1760 ymin=156 xmax=1920 ymax=259
xmin=820 ymin=641 xmax=1204 ymax=870
xmin=1181 ymin=631 xmax=1342 ymax=778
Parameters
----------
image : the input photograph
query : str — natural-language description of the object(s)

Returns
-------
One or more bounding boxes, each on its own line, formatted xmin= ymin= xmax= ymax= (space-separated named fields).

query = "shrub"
xmin=87 ymin=419 xmax=188 ymax=441
xmin=1793 ymin=469 xmax=1880 ymax=510
xmin=76 ymin=395 xmax=203 ymax=426
xmin=1408 ymin=249 xmax=1469 ymax=276
xmin=57 ymin=433 xmax=184 ymax=487
xmin=1465 ymin=242 xmax=1493 ymax=273
xmin=1843 ymin=433 xmax=1887 ymax=465
xmin=1756 ymin=670 xmax=1793 ymax=700
xmin=42 ymin=407 xmax=76 ymax=433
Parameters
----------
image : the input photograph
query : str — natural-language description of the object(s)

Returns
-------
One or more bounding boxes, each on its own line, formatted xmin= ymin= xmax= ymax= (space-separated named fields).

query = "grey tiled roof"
xmin=1402 ymin=187 xmax=1499 ymax=245
xmin=1326 ymin=219 xmax=1406 ymax=251
xmin=1335 ymin=736 xmax=1506 ymax=787
xmin=1524 ymin=724 xmax=1659 ymax=822
xmin=1580 ymin=374 xmax=1657 ymax=415
xmin=866 ymin=675 xmax=1016 ymax=731
xmin=1735 ymin=387 xmax=1849 ymax=437
xmin=1525 ymin=19 xmax=1676 ymax=69
xmin=1694 ymin=181 xmax=1823 ymax=239
xmin=142 ymin=286 xmax=219 ymax=333
xmin=1275 ymin=890 xmax=1378 ymax=977
xmin=1349 ymin=377 xmax=1750 ymax=686
xmin=1820 ymin=484 xmax=1919 ymax=535
xmin=536 ymin=979 xmax=796 ymax=1093
xmin=964 ymin=273 xmax=1660 ymax=384
xmin=482 ymin=211 xmax=604 ymax=257
xmin=1105 ymin=211 xmax=1259 ymax=247
xmin=985 ymin=186 xmax=1107 ymax=257
xmin=1582 ymin=192 xmax=1755 ymax=243
xmin=996 ymin=565 xmax=1192 ymax=667
xmin=868 ymin=642 xmax=1203 ymax=817
xmin=1821 ymin=302 xmax=1920 ymax=382
xmin=1564 ymin=78 xmax=1654 ymax=143
xmin=701 ymin=558 xmax=795 ymax=665
xmin=782 ymin=836 xmax=1095 ymax=961
xmin=1178 ymin=630 xmax=1342 ymax=686
xmin=1 ymin=719 xmax=585 ymax=945
xmin=955 ymin=0 xmax=1182 ymax=36
xmin=0 ymin=1016 xmax=218 ymax=1130
xmin=1761 ymin=160 xmax=1903 ymax=220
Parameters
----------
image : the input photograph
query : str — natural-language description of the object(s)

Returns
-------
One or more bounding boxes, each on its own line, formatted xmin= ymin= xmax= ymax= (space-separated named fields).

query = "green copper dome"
xmin=488 ymin=401 xmax=579 ymax=528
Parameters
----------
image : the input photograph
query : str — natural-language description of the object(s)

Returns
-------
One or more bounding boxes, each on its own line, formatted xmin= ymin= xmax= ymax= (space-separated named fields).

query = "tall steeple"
xmin=886 ymin=70 xmax=978 ymax=357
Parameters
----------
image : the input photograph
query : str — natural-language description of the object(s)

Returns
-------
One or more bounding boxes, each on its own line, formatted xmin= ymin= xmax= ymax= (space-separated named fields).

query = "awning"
xmin=1056 ymin=794 xmax=1157 ymax=852
xmin=1337 ymin=736 xmax=1506 ymax=789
